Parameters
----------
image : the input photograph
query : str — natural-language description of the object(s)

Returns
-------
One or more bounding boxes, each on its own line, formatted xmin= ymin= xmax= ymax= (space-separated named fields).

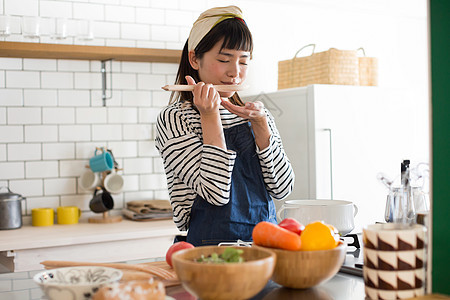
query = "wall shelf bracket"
xmin=101 ymin=59 xmax=113 ymax=107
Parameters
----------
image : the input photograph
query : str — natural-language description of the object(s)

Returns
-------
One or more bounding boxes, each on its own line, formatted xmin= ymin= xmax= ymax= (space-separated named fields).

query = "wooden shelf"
xmin=0 ymin=41 xmax=181 ymax=63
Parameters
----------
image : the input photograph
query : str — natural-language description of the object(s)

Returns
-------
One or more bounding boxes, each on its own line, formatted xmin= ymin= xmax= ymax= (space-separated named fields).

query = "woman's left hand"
xmin=221 ymin=100 xmax=267 ymax=123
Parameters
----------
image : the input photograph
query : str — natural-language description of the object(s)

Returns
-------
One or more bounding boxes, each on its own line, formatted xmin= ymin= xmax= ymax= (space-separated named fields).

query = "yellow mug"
xmin=57 ymin=206 xmax=81 ymax=225
xmin=32 ymin=208 xmax=54 ymax=226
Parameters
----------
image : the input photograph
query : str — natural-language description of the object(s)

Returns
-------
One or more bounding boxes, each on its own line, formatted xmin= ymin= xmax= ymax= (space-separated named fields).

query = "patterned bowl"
xmin=33 ymin=266 xmax=123 ymax=300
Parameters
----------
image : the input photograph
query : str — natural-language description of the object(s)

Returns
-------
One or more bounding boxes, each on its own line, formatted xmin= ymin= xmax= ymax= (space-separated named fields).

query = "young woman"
xmin=155 ymin=6 xmax=294 ymax=246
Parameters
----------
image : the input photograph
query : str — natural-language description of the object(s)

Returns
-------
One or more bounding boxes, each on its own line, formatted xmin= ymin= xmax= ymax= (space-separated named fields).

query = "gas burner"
xmin=341 ymin=233 xmax=361 ymax=248
xmin=340 ymin=233 xmax=364 ymax=277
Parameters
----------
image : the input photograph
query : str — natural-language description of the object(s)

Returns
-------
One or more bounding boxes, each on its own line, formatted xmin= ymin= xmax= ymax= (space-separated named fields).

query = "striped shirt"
xmin=155 ymin=100 xmax=295 ymax=232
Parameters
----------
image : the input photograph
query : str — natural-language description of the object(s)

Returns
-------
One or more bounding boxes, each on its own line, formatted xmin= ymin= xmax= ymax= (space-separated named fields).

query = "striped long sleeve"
xmin=257 ymin=109 xmax=295 ymax=200
xmin=155 ymin=102 xmax=237 ymax=231
xmin=155 ymin=101 xmax=294 ymax=231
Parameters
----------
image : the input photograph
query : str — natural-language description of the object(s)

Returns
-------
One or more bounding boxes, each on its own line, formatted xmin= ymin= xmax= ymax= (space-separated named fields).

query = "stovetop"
xmin=339 ymin=233 xmax=364 ymax=277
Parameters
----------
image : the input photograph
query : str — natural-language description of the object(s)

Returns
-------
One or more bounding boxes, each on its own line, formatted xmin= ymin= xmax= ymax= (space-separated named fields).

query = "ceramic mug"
xmin=79 ymin=169 xmax=101 ymax=191
xmin=103 ymin=171 xmax=124 ymax=194
xmin=57 ymin=206 xmax=81 ymax=225
xmin=89 ymin=188 xmax=114 ymax=213
xmin=32 ymin=208 xmax=54 ymax=226
xmin=89 ymin=148 xmax=113 ymax=173
xmin=277 ymin=199 xmax=358 ymax=235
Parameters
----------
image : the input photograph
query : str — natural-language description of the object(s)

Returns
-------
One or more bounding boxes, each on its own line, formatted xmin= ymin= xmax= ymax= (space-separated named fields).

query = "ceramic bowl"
xmin=171 ymin=246 xmax=276 ymax=300
xmin=254 ymin=242 xmax=346 ymax=289
xmin=33 ymin=266 xmax=123 ymax=300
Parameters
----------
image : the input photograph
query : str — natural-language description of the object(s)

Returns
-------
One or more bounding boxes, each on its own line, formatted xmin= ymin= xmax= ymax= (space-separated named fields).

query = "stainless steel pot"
xmin=0 ymin=187 xmax=25 ymax=230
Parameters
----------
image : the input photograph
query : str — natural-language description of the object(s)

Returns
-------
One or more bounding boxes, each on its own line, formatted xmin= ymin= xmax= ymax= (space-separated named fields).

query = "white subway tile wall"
xmin=6 ymin=71 xmax=40 ymax=88
xmin=0 ymin=145 xmax=6 ymax=161
xmin=9 ymin=179 xmax=43 ymax=198
xmin=0 ymin=58 xmax=22 ymax=70
xmin=23 ymin=59 xmax=57 ymax=71
xmin=0 ymin=0 xmax=208 ymax=252
xmin=7 ymin=143 xmax=41 ymax=161
xmin=0 ymin=107 xmax=6 ymax=125
xmin=0 ymin=71 xmax=5 ymax=88
xmin=39 ymin=0 xmax=72 ymax=19
xmin=24 ymin=89 xmax=57 ymax=106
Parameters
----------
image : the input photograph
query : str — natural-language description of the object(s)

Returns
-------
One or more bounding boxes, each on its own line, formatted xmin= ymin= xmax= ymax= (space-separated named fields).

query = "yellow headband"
xmin=188 ymin=6 xmax=244 ymax=52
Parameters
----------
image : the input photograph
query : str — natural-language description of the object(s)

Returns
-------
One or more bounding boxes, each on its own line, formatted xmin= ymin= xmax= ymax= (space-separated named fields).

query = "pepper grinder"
xmin=397 ymin=159 xmax=416 ymax=223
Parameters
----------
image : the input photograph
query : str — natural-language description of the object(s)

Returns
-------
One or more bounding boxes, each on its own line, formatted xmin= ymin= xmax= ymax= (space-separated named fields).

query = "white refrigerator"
xmin=244 ymin=85 xmax=429 ymax=232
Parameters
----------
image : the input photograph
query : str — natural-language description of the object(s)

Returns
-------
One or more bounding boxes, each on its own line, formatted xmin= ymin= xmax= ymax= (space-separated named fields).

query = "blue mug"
xmin=89 ymin=148 xmax=113 ymax=173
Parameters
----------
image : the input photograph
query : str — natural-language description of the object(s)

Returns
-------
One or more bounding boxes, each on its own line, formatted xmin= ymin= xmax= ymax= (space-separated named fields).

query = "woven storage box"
xmin=357 ymin=48 xmax=378 ymax=86
xmin=278 ymin=45 xmax=360 ymax=90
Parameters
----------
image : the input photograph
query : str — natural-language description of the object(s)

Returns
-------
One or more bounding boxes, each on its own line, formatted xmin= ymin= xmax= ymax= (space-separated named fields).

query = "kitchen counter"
xmin=0 ymin=218 xmax=181 ymax=273
xmin=166 ymin=273 xmax=365 ymax=299
xmin=0 ymin=261 xmax=364 ymax=300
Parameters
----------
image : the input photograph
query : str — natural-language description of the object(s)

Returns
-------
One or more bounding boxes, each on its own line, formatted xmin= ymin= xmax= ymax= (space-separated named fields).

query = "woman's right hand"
xmin=186 ymin=76 xmax=221 ymax=116
xmin=186 ymin=76 xmax=226 ymax=149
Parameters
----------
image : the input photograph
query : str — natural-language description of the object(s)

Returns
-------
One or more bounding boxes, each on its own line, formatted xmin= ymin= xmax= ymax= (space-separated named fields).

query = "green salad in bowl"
xmin=196 ymin=247 xmax=244 ymax=263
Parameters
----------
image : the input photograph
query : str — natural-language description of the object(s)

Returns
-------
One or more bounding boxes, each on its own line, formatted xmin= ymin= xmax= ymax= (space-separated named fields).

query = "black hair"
xmin=169 ymin=18 xmax=253 ymax=106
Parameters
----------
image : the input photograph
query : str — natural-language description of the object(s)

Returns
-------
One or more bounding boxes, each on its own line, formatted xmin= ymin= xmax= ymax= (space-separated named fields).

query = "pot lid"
xmin=0 ymin=186 xmax=23 ymax=201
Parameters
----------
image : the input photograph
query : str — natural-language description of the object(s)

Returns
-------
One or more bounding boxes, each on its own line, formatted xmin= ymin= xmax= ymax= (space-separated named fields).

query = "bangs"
xmin=219 ymin=19 xmax=253 ymax=53
xmin=195 ymin=18 xmax=253 ymax=55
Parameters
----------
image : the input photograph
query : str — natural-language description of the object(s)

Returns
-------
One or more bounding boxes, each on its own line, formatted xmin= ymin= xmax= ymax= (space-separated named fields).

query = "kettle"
xmin=0 ymin=187 xmax=26 ymax=230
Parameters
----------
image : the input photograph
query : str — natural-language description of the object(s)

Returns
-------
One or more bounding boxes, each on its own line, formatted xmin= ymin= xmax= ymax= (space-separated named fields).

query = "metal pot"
xmin=0 ymin=187 xmax=25 ymax=230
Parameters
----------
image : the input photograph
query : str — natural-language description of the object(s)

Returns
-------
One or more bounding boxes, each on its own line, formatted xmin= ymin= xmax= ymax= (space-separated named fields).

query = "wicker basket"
xmin=278 ymin=44 xmax=360 ymax=90
xmin=357 ymin=48 xmax=378 ymax=86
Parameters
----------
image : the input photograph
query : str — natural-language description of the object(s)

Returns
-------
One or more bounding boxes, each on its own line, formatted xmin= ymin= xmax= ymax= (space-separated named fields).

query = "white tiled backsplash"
xmin=0 ymin=0 xmax=210 ymax=219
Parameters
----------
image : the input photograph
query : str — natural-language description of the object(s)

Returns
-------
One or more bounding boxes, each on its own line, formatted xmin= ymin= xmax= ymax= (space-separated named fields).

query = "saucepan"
xmin=277 ymin=199 xmax=358 ymax=235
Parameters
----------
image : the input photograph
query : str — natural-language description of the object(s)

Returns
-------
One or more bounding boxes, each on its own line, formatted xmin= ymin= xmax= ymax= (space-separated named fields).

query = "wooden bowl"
xmin=172 ymin=246 xmax=276 ymax=300
xmin=253 ymin=242 xmax=346 ymax=289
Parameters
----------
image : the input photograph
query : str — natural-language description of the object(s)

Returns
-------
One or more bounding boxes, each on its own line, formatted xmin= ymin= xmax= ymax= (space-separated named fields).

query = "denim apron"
xmin=186 ymin=122 xmax=277 ymax=246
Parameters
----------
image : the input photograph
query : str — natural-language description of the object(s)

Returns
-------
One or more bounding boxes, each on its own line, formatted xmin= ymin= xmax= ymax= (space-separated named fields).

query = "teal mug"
xmin=89 ymin=148 xmax=113 ymax=173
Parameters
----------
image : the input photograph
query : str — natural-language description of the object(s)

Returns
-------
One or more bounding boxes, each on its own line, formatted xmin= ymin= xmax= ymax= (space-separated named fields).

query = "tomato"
xmin=165 ymin=241 xmax=194 ymax=267
xmin=278 ymin=218 xmax=305 ymax=235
